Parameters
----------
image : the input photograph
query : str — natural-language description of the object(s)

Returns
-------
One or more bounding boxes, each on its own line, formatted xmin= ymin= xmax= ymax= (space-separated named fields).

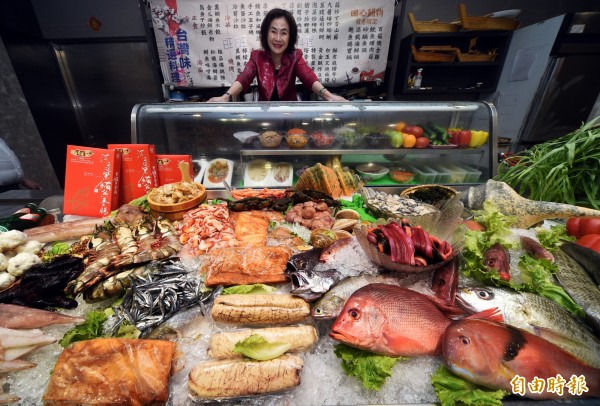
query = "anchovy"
xmin=113 ymin=258 xmax=213 ymax=334
xmin=457 ymin=285 xmax=600 ymax=368
xmin=554 ymin=247 xmax=600 ymax=335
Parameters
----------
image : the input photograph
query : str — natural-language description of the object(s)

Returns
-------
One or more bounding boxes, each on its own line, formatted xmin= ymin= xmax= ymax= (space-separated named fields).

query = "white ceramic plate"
xmin=485 ymin=9 xmax=521 ymax=19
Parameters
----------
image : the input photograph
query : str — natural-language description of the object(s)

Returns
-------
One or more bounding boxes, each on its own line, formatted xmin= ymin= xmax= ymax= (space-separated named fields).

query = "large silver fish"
xmin=457 ymin=285 xmax=600 ymax=368
xmin=560 ymin=242 xmax=600 ymax=286
xmin=311 ymin=274 xmax=410 ymax=319
xmin=554 ymin=247 xmax=600 ymax=335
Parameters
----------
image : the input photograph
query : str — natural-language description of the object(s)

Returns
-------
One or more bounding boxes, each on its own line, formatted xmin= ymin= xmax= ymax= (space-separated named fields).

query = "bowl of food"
xmin=400 ymin=184 xmax=458 ymax=208
xmin=310 ymin=131 xmax=335 ymax=148
xmin=147 ymin=181 xmax=207 ymax=220
xmin=389 ymin=167 xmax=414 ymax=183
xmin=356 ymin=163 xmax=389 ymax=181
xmin=286 ymin=133 xmax=309 ymax=149
xmin=333 ymin=126 xmax=362 ymax=147
xmin=366 ymin=133 xmax=390 ymax=148
xmin=259 ymin=131 xmax=283 ymax=148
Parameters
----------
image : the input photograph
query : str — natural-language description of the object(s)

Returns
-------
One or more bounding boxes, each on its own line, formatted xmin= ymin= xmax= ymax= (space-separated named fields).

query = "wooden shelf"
xmin=396 ymin=31 xmax=513 ymax=96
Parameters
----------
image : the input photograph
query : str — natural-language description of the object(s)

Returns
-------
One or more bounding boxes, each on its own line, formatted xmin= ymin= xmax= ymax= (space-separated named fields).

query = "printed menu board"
xmin=148 ymin=0 xmax=394 ymax=88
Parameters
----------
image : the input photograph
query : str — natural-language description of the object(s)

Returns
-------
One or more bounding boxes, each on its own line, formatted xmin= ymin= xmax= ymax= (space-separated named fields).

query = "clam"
xmin=334 ymin=229 xmax=353 ymax=239
xmin=335 ymin=209 xmax=360 ymax=220
xmin=332 ymin=218 xmax=359 ymax=231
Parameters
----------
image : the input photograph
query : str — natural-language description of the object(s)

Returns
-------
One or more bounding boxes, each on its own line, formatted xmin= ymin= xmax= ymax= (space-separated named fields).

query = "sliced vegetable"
xmin=233 ymin=334 xmax=291 ymax=361
xmin=334 ymin=344 xmax=406 ymax=390
xmin=566 ymin=217 xmax=600 ymax=238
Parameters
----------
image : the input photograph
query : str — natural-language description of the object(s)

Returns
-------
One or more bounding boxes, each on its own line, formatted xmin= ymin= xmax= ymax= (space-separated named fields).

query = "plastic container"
xmin=438 ymin=163 xmax=468 ymax=183
xmin=429 ymin=164 xmax=452 ymax=184
xmin=407 ymin=164 xmax=438 ymax=184
xmin=456 ymin=163 xmax=482 ymax=183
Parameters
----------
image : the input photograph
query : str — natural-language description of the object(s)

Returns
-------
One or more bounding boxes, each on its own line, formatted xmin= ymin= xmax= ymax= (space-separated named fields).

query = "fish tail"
xmin=464 ymin=307 xmax=504 ymax=323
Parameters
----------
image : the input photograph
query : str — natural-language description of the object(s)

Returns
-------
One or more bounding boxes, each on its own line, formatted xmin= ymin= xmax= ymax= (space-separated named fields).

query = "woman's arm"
xmin=207 ymin=81 xmax=244 ymax=102
xmin=311 ymin=81 xmax=347 ymax=101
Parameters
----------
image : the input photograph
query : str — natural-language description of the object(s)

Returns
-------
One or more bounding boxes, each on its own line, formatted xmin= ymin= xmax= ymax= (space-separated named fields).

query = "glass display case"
xmin=131 ymin=101 xmax=498 ymax=194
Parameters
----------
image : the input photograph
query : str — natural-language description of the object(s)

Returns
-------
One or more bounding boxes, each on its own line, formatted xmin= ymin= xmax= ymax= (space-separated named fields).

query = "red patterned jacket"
xmin=236 ymin=49 xmax=319 ymax=101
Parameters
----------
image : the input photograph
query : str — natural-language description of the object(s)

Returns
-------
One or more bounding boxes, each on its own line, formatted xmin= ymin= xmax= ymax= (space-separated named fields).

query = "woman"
xmin=208 ymin=8 xmax=346 ymax=102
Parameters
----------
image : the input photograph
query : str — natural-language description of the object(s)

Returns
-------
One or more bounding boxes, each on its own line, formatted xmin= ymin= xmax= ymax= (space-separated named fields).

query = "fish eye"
xmin=459 ymin=335 xmax=470 ymax=345
xmin=314 ymin=308 xmax=322 ymax=314
xmin=477 ymin=290 xmax=490 ymax=299
xmin=348 ymin=308 xmax=360 ymax=320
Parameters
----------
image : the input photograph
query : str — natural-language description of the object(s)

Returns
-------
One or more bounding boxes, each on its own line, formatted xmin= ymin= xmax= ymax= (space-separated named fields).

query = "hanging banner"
xmin=148 ymin=0 xmax=395 ymax=88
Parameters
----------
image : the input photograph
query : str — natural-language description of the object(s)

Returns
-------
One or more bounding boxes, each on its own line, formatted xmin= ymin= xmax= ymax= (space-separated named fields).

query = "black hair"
xmin=260 ymin=8 xmax=297 ymax=54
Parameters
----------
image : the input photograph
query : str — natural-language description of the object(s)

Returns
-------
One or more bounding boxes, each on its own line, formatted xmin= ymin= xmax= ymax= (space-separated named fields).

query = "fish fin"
xmin=498 ymin=362 xmax=517 ymax=382
xmin=532 ymin=325 xmax=586 ymax=349
xmin=424 ymin=294 xmax=464 ymax=316
xmin=464 ymin=307 xmax=504 ymax=323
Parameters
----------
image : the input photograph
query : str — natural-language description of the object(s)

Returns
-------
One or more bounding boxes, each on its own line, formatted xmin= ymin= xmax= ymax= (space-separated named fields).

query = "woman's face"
xmin=267 ymin=16 xmax=289 ymax=58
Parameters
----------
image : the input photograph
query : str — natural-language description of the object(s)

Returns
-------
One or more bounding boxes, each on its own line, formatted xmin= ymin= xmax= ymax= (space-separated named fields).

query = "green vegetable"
xmin=535 ymin=224 xmax=575 ymax=251
xmin=222 ymin=284 xmax=277 ymax=295
xmin=339 ymin=194 xmax=377 ymax=222
xmin=233 ymin=334 xmax=291 ymax=361
xmin=114 ymin=322 xmax=141 ymax=339
xmin=334 ymin=344 xmax=406 ymax=390
xmin=496 ymin=117 xmax=600 ymax=209
xmin=59 ymin=310 xmax=107 ymax=348
xmin=518 ymin=256 xmax=584 ymax=317
xmin=431 ymin=365 xmax=508 ymax=406
xmin=42 ymin=241 xmax=71 ymax=262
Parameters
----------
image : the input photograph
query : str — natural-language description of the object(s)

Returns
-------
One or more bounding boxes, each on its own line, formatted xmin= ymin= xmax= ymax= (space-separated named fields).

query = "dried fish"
xmin=112 ymin=258 xmax=213 ymax=334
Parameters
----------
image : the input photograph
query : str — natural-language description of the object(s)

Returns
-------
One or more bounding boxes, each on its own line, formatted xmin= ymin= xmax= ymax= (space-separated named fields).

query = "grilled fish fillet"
xmin=234 ymin=211 xmax=269 ymax=247
xmin=43 ymin=338 xmax=176 ymax=406
xmin=200 ymin=246 xmax=292 ymax=286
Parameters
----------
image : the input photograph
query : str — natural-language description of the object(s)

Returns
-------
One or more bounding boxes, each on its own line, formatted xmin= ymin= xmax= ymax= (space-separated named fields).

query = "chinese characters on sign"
xmin=510 ymin=374 xmax=589 ymax=397
xmin=149 ymin=0 xmax=394 ymax=88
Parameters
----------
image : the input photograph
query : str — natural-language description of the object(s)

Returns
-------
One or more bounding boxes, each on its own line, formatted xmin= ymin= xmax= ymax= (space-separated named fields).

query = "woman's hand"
xmin=207 ymin=94 xmax=230 ymax=102
xmin=326 ymin=93 xmax=348 ymax=102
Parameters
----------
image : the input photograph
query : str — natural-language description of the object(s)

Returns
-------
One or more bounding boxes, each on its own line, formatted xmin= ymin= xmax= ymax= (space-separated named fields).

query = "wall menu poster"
xmin=148 ymin=0 xmax=395 ymax=88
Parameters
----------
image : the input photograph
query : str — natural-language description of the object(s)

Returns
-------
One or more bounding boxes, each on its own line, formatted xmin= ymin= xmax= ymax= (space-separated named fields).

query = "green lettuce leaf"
xmin=334 ymin=344 xmax=405 ymax=390
xmin=233 ymin=334 xmax=291 ymax=361
xmin=535 ymin=224 xmax=575 ymax=251
xmin=59 ymin=310 xmax=107 ymax=348
xmin=431 ymin=365 xmax=508 ymax=406
xmin=42 ymin=242 xmax=71 ymax=262
xmin=222 ymin=284 xmax=277 ymax=295
xmin=518 ymin=255 xmax=584 ymax=317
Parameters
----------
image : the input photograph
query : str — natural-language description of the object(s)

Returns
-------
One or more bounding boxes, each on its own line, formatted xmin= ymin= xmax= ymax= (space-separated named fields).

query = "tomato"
xmin=414 ymin=137 xmax=430 ymax=149
xmin=576 ymin=234 xmax=600 ymax=254
xmin=404 ymin=125 xmax=424 ymax=138
xmin=402 ymin=133 xmax=417 ymax=148
xmin=566 ymin=217 xmax=600 ymax=238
